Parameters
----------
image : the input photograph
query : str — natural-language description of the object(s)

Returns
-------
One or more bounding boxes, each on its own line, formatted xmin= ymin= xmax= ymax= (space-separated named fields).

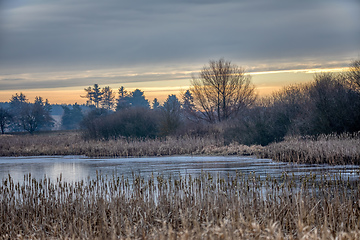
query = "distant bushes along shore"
xmin=79 ymin=70 xmax=360 ymax=147
xmin=1 ymin=59 xmax=359 ymax=147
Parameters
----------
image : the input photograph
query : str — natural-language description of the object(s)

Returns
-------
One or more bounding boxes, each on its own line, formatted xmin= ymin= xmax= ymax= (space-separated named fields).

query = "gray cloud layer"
xmin=0 ymin=0 xmax=359 ymax=90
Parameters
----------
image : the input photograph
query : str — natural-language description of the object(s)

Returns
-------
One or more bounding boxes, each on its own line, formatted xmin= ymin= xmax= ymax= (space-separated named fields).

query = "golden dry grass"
xmin=0 ymin=131 xmax=260 ymax=158
xmin=1 ymin=131 xmax=359 ymax=165
xmin=261 ymin=133 xmax=360 ymax=165
xmin=1 ymin=172 xmax=360 ymax=239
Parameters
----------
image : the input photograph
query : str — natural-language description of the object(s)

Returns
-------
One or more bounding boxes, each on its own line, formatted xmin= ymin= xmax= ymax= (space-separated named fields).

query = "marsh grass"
xmin=261 ymin=132 xmax=360 ymax=165
xmin=0 ymin=131 xmax=260 ymax=158
xmin=1 ymin=131 xmax=360 ymax=165
xmin=1 ymin=171 xmax=360 ymax=239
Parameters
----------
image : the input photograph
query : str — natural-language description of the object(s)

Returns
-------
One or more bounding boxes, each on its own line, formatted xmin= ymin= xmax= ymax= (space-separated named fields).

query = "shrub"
xmin=302 ymin=73 xmax=360 ymax=135
xmin=81 ymin=107 xmax=160 ymax=140
xmin=224 ymin=73 xmax=360 ymax=146
xmin=224 ymin=106 xmax=287 ymax=146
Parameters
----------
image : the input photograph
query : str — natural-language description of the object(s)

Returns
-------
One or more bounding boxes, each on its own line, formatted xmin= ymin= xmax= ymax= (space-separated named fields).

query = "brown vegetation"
xmin=261 ymin=133 xmax=360 ymax=165
xmin=1 ymin=131 xmax=360 ymax=166
xmin=1 ymin=171 xmax=360 ymax=239
xmin=0 ymin=131 xmax=231 ymax=157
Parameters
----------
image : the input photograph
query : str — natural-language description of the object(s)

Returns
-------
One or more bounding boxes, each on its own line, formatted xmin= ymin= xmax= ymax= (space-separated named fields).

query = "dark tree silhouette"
xmin=160 ymin=95 xmax=182 ymax=135
xmin=9 ymin=92 xmax=29 ymax=131
xmin=129 ymin=89 xmax=150 ymax=108
xmin=181 ymin=90 xmax=197 ymax=121
xmin=116 ymin=86 xmax=131 ymax=110
xmin=305 ymin=73 xmax=360 ymax=135
xmin=346 ymin=59 xmax=360 ymax=91
xmin=10 ymin=93 xmax=28 ymax=111
xmin=23 ymin=97 xmax=54 ymax=133
xmin=152 ymin=98 xmax=160 ymax=110
xmin=82 ymin=84 xmax=103 ymax=108
xmin=101 ymin=86 xmax=115 ymax=110
xmin=9 ymin=94 xmax=54 ymax=133
xmin=116 ymin=88 xmax=150 ymax=110
xmin=61 ymin=103 xmax=84 ymax=130
xmin=0 ymin=107 xmax=12 ymax=134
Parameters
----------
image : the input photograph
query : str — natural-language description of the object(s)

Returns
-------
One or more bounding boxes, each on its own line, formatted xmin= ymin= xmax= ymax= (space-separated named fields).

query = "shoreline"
xmin=1 ymin=131 xmax=359 ymax=165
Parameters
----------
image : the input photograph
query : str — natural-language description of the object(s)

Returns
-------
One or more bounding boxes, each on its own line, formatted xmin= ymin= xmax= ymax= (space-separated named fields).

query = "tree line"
xmin=0 ymin=96 xmax=90 ymax=133
xmin=0 ymin=93 xmax=54 ymax=134
xmin=80 ymin=59 xmax=360 ymax=144
xmin=1 ymin=58 xmax=359 ymax=146
xmin=79 ymin=86 xmax=198 ymax=139
xmin=225 ymin=71 xmax=360 ymax=145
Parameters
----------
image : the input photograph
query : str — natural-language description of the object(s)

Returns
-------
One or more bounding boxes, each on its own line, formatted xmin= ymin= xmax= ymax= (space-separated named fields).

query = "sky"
xmin=0 ymin=0 xmax=359 ymax=104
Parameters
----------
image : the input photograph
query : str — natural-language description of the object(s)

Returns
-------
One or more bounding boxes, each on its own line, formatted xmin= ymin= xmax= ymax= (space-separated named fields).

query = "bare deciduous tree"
xmin=346 ymin=59 xmax=360 ymax=91
xmin=190 ymin=59 xmax=256 ymax=123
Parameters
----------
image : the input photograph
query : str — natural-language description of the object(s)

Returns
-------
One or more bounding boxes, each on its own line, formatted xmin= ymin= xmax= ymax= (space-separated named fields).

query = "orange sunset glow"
xmin=0 ymin=67 xmax=348 ymax=104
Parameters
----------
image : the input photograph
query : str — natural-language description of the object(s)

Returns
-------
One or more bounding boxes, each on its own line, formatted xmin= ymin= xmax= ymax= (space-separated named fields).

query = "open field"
xmin=1 ymin=131 xmax=360 ymax=165
xmin=1 ymin=172 xmax=360 ymax=239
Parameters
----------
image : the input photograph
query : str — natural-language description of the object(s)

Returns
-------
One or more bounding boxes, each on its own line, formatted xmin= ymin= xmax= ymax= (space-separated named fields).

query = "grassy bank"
xmin=261 ymin=133 xmax=360 ymax=165
xmin=1 ymin=172 xmax=359 ymax=239
xmin=0 ymin=131 xmax=260 ymax=158
xmin=1 ymin=131 xmax=360 ymax=165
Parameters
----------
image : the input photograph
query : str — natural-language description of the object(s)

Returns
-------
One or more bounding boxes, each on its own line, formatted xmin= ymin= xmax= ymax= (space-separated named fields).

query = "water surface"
xmin=0 ymin=155 xmax=359 ymax=183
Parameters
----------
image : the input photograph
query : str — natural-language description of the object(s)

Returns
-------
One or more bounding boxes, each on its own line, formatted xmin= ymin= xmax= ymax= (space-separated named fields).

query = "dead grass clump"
xmin=199 ymin=143 xmax=264 ymax=156
xmin=1 ymin=171 xmax=360 ymax=239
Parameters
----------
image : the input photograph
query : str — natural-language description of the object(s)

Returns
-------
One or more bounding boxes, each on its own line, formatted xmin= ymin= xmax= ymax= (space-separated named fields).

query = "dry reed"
xmin=261 ymin=132 xmax=360 ymax=165
xmin=1 ymin=131 xmax=360 ymax=165
xmin=0 ymin=131 xmax=260 ymax=158
xmin=1 ymin=171 xmax=360 ymax=239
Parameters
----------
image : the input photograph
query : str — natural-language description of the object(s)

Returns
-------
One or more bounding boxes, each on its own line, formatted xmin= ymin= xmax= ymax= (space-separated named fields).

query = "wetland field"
xmin=1 ymin=131 xmax=360 ymax=239
xmin=1 ymin=168 xmax=360 ymax=239
xmin=1 ymin=131 xmax=360 ymax=165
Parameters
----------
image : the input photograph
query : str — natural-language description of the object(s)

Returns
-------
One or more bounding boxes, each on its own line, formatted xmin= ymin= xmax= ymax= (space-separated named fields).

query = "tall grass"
xmin=0 ymin=131 xmax=261 ymax=157
xmin=261 ymin=132 xmax=360 ymax=165
xmin=1 ymin=172 xmax=360 ymax=239
xmin=1 ymin=131 xmax=360 ymax=165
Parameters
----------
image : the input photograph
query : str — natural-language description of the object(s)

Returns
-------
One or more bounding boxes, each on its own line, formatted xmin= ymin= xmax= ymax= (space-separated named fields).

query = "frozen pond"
xmin=0 ymin=155 xmax=359 ymax=183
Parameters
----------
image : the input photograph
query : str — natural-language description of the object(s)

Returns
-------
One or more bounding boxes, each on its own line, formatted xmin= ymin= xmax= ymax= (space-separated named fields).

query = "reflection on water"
xmin=0 ymin=155 xmax=359 ymax=183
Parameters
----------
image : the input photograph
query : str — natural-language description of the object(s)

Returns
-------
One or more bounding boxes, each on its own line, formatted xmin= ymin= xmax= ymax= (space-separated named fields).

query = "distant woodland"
xmin=1 ymin=59 xmax=359 ymax=146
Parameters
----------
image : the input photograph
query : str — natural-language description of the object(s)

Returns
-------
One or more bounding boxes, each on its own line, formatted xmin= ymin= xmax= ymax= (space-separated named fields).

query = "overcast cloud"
xmin=0 ymin=0 xmax=359 ymax=91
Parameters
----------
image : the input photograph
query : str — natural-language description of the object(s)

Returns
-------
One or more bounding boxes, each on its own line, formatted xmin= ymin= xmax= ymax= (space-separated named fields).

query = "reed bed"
xmin=261 ymin=133 xmax=360 ymax=165
xmin=1 ymin=131 xmax=360 ymax=165
xmin=0 ymin=132 xmax=260 ymax=158
xmin=0 ymin=132 xmax=215 ymax=157
xmin=1 ymin=172 xmax=360 ymax=239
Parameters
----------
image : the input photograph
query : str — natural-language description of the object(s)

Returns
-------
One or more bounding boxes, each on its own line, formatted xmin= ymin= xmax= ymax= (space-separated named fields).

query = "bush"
xmin=81 ymin=108 xmax=160 ymax=140
xmin=302 ymin=73 xmax=360 ymax=135
xmin=224 ymin=73 xmax=360 ymax=146
xmin=224 ymin=106 xmax=287 ymax=146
